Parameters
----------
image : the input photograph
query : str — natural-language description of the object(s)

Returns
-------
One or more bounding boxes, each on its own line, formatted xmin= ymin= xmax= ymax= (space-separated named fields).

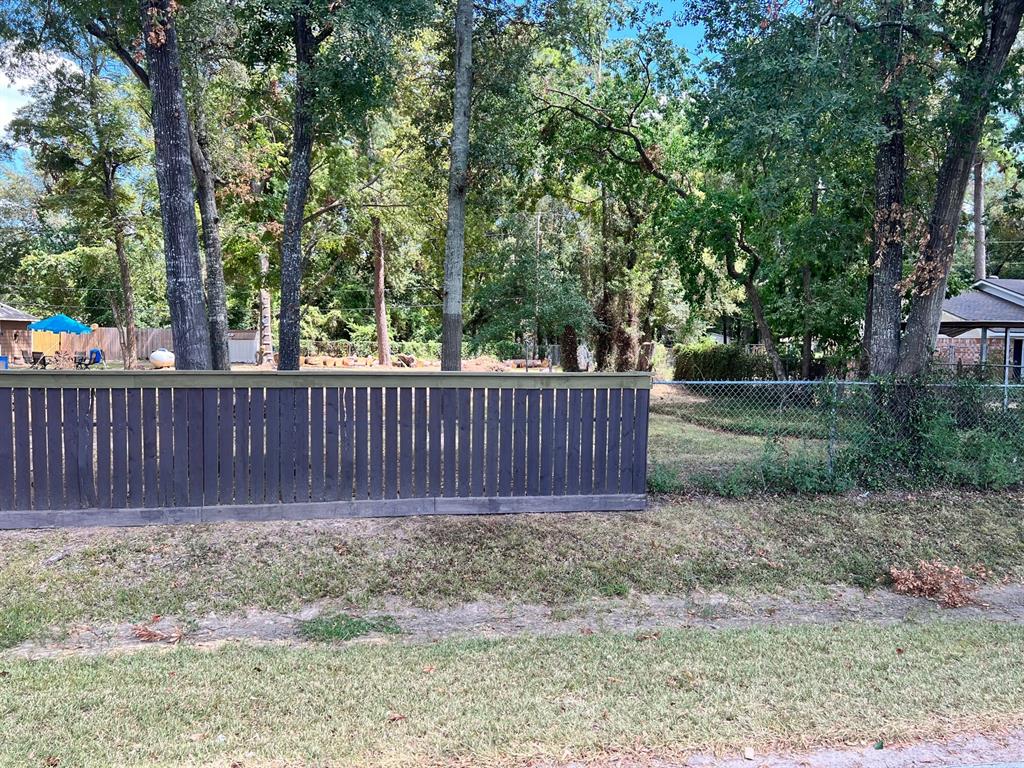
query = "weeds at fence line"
xmin=650 ymin=376 xmax=1024 ymax=496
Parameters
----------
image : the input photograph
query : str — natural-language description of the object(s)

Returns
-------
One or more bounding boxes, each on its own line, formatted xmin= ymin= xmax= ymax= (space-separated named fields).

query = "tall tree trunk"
xmin=867 ymin=3 xmax=906 ymax=377
xmin=105 ymin=169 xmax=138 ymax=369
xmin=189 ymin=101 xmax=230 ymax=370
xmin=372 ymin=215 xmax=392 ymax=366
xmin=139 ymin=0 xmax=211 ymax=369
xmin=974 ymin=152 xmax=987 ymax=281
xmin=594 ymin=258 xmax=616 ymax=370
xmin=745 ymin=280 xmax=786 ymax=380
xmin=87 ymin=22 xmax=229 ymax=368
xmin=258 ymin=251 xmax=274 ymax=366
xmin=801 ymin=183 xmax=818 ymax=379
xmin=440 ymin=0 xmax=473 ymax=371
xmin=277 ymin=12 xmax=316 ymax=371
xmin=898 ymin=0 xmax=1024 ymax=376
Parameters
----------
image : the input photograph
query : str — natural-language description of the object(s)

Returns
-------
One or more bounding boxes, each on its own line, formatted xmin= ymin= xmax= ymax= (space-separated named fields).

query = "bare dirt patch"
xmin=547 ymin=728 xmax=1024 ymax=768
xmin=8 ymin=582 xmax=1024 ymax=660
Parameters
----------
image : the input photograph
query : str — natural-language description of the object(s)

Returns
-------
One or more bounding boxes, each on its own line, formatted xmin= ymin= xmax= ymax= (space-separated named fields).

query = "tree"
xmin=440 ymin=0 xmax=473 ymax=370
xmin=139 ymin=0 xmax=211 ymax=368
xmin=8 ymin=49 xmax=150 ymax=366
xmin=897 ymin=1 xmax=1024 ymax=375
xmin=240 ymin=0 xmax=429 ymax=370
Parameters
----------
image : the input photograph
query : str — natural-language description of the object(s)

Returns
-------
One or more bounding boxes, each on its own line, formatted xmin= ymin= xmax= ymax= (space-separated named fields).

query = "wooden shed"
xmin=0 ymin=302 xmax=37 ymax=365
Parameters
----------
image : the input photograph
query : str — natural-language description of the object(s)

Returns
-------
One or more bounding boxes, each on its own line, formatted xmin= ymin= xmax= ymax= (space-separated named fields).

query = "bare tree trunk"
xmin=277 ymin=12 xmax=316 ymax=371
xmin=140 ymin=0 xmax=211 ymax=369
xmin=189 ymin=100 xmax=230 ymax=370
xmin=866 ymin=4 xmax=906 ymax=377
xmin=745 ymin=280 xmax=786 ymax=380
xmin=258 ymin=251 xmax=274 ymax=366
xmin=440 ymin=0 xmax=473 ymax=371
xmin=372 ymin=215 xmax=392 ymax=366
xmin=86 ymin=21 xmax=227 ymax=369
xmin=974 ymin=152 xmax=987 ymax=281
xmin=800 ymin=265 xmax=813 ymax=379
xmin=898 ymin=0 xmax=1024 ymax=376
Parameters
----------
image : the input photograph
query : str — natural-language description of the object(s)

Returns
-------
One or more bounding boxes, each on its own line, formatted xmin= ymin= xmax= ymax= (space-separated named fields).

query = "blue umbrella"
xmin=28 ymin=314 xmax=93 ymax=334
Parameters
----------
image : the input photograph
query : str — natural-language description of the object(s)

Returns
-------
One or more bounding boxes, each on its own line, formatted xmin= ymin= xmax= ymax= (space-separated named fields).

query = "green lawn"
xmin=1 ymin=622 xmax=1021 ymax=767
xmin=3 ymin=491 xmax=1024 ymax=649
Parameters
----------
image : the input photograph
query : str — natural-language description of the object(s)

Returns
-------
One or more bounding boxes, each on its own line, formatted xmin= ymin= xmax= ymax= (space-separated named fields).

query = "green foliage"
xmin=672 ymin=341 xmax=774 ymax=381
xmin=838 ymin=380 xmax=1024 ymax=492
xmin=297 ymin=613 xmax=402 ymax=642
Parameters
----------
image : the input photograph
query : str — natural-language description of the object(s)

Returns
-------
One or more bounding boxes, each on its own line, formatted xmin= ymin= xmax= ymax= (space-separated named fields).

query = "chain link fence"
xmin=648 ymin=379 xmax=1024 ymax=495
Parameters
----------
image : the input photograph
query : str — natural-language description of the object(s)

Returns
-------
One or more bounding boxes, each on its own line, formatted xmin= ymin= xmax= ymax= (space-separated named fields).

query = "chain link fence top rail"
xmin=648 ymin=379 xmax=1024 ymax=495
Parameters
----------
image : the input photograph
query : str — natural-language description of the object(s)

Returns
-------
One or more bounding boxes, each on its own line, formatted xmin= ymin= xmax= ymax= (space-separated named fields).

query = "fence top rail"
xmin=0 ymin=370 xmax=652 ymax=390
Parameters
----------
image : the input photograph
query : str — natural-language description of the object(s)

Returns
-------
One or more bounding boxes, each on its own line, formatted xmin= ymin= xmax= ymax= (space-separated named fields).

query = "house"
xmin=939 ymin=278 xmax=1024 ymax=378
xmin=0 ymin=301 xmax=38 ymax=365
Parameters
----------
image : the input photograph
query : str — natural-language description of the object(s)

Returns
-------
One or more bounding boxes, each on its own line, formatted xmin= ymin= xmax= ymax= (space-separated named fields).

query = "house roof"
xmin=943 ymin=290 xmax=1024 ymax=323
xmin=0 ymin=301 xmax=37 ymax=323
xmin=940 ymin=278 xmax=1024 ymax=336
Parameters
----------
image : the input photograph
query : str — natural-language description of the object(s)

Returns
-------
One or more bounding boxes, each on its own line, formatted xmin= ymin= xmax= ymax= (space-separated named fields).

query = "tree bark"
xmin=372 ymin=215 xmax=392 ymax=366
xmin=258 ymin=251 xmax=274 ymax=366
xmin=866 ymin=3 xmax=906 ymax=377
xmin=561 ymin=324 xmax=580 ymax=372
xmin=188 ymin=102 xmax=230 ymax=370
xmin=104 ymin=163 xmax=138 ymax=369
xmin=898 ymin=0 xmax=1024 ymax=376
xmin=277 ymin=12 xmax=316 ymax=371
xmin=440 ymin=0 xmax=473 ymax=371
xmin=974 ymin=152 xmax=987 ymax=281
xmin=745 ymin=279 xmax=786 ymax=380
xmin=139 ymin=0 xmax=211 ymax=369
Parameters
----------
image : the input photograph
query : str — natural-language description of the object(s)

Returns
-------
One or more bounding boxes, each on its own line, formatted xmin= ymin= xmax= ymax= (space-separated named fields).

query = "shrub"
xmin=672 ymin=341 xmax=775 ymax=381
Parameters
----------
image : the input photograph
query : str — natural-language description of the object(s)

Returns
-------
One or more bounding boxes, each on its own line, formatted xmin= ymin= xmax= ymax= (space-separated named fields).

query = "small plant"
xmin=889 ymin=560 xmax=976 ymax=608
xmin=646 ymin=463 xmax=681 ymax=494
xmin=298 ymin=613 xmax=402 ymax=642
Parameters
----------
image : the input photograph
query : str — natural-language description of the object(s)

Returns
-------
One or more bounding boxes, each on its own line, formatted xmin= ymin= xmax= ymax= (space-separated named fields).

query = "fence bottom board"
xmin=0 ymin=494 xmax=647 ymax=530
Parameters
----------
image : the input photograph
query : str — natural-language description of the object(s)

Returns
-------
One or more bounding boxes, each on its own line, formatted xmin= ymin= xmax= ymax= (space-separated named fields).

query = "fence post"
xmin=826 ymin=380 xmax=839 ymax=479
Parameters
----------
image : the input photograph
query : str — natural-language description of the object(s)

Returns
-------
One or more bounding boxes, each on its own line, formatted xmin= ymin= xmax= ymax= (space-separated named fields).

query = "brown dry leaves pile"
xmin=889 ymin=560 xmax=976 ymax=608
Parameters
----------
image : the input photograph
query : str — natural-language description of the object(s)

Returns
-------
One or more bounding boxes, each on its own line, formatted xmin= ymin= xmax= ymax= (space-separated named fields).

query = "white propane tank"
xmin=149 ymin=348 xmax=176 ymax=369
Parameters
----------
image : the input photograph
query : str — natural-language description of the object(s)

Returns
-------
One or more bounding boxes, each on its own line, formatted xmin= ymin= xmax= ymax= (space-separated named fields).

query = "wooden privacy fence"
xmin=0 ymin=372 xmax=650 ymax=528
